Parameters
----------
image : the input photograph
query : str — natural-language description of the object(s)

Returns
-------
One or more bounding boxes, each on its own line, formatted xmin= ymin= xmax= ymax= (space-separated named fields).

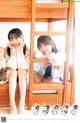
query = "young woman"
xmin=5 ymin=28 xmax=30 ymax=114
xmin=34 ymin=35 xmax=66 ymax=82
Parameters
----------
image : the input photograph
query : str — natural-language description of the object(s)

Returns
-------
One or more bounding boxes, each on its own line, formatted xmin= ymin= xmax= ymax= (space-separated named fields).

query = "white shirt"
xmin=34 ymin=49 xmax=66 ymax=80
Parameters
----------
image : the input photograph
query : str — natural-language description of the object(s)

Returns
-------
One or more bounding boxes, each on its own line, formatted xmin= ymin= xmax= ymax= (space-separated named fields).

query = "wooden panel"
xmin=31 ymin=82 xmax=64 ymax=90
xmin=57 ymin=89 xmax=63 ymax=104
xmin=0 ymin=18 xmax=49 ymax=22
xmin=0 ymin=83 xmax=29 ymax=107
xmin=36 ymin=3 xmax=69 ymax=8
xmin=36 ymin=8 xmax=67 ymax=18
xmin=0 ymin=83 xmax=9 ymax=106
xmin=29 ymin=90 xmax=63 ymax=108
xmin=0 ymin=0 xmax=69 ymax=18
xmin=29 ymin=93 xmax=58 ymax=107
xmin=64 ymin=82 xmax=71 ymax=105
xmin=0 ymin=1 xmax=75 ymax=19
xmin=0 ymin=0 xmax=31 ymax=18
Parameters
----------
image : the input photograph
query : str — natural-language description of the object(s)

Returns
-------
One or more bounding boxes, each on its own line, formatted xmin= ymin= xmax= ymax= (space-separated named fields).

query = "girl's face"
xmin=9 ymin=36 xmax=23 ymax=48
xmin=39 ymin=43 xmax=52 ymax=55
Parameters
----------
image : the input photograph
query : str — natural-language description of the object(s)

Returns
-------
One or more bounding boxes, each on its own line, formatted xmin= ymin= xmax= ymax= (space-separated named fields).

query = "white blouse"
xmin=34 ymin=49 xmax=66 ymax=81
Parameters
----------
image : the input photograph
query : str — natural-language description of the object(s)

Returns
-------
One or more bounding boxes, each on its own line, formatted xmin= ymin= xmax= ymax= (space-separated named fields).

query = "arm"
xmin=46 ymin=50 xmax=66 ymax=66
xmin=34 ymin=50 xmax=46 ymax=75
xmin=0 ymin=46 xmax=4 ymax=69
xmin=25 ymin=47 xmax=30 ymax=70
xmin=4 ymin=47 xmax=10 ymax=62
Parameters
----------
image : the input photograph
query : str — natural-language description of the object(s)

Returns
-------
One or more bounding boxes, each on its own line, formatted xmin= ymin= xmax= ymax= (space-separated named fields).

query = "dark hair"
xmin=8 ymin=28 xmax=23 ymax=40
xmin=7 ymin=28 xmax=27 ymax=56
xmin=37 ymin=36 xmax=57 ymax=53
xmin=7 ymin=44 xmax=27 ymax=56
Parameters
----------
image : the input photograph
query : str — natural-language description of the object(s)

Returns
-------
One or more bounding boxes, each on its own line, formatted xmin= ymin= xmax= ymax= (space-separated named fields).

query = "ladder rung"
xmin=35 ymin=31 xmax=66 ymax=35
xmin=36 ymin=3 xmax=69 ymax=8
xmin=33 ymin=58 xmax=48 ymax=63
xmin=31 ymin=83 xmax=64 ymax=90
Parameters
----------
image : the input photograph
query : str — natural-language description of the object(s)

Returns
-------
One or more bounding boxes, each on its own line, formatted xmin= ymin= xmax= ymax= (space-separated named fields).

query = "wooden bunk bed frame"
xmin=0 ymin=0 xmax=75 ymax=109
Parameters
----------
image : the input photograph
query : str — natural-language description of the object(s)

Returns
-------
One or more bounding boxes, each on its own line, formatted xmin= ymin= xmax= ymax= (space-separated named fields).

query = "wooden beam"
xmin=36 ymin=3 xmax=69 ymax=8
xmin=35 ymin=31 xmax=66 ymax=35
xmin=31 ymin=83 xmax=64 ymax=90
xmin=63 ymin=2 xmax=73 ymax=104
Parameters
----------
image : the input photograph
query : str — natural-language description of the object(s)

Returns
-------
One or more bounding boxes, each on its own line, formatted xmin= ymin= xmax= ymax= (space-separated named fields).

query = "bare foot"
xmin=18 ymin=109 xmax=27 ymax=115
xmin=10 ymin=107 xmax=17 ymax=114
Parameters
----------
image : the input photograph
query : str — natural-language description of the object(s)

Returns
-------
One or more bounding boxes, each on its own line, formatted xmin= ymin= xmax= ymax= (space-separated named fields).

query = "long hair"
xmin=7 ymin=28 xmax=27 ymax=56
xmin=7 ymin=44 xmax=27 ymax=56
xmin=37 ymin=36 xmax=57 ymax=53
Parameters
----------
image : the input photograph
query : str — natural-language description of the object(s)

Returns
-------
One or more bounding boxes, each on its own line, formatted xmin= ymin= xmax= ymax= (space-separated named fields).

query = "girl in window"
xmin=34 ymin=35 xmax=66 ymax=82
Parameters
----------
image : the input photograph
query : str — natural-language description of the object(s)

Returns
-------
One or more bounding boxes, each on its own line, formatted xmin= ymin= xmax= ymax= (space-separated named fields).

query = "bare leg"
xmin=9 ymin=69 xmax=17 ymax=114
xmin=43 ymin=77 xmax=52 ymax=82
xmin=33 ymin=73 xmax=43 ymax=82
xmin=18 ymin=69 xmax=27 ymax=114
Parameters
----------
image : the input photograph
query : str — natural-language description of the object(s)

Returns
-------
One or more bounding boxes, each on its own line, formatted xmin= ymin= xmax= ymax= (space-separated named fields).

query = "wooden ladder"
xmin=29 ymin=0 xmax=75 ymax=109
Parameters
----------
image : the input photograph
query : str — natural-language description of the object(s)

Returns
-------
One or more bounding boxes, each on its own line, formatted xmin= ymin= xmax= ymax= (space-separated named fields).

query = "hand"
xmin=19 ymin=42 xmax=25 ymax=48
xmin=45 ymin=54 xmax=50 ymax=59
xmin=7 ymin=42 xmax=14 ymax=49
xmin=0 ymin=68 xmax=7 ymax=72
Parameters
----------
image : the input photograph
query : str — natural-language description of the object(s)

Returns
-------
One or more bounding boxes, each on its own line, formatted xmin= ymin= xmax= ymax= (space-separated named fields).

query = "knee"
xmin=9 ymin=69 xmax=17 ymax=77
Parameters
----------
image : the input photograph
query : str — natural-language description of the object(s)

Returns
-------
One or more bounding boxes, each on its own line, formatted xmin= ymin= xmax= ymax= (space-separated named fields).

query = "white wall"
xmin=0 ymin=22 xmax=30 ymax=48
xmin=0 ymin=21 xmax=66 ymax=50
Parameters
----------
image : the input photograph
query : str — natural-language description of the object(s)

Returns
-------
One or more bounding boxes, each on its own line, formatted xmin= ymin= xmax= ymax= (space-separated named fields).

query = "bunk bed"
xmin=0 ymin=0 xmax=75 ymax=109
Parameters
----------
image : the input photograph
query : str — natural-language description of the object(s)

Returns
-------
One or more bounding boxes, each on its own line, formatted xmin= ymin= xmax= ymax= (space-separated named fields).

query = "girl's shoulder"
xmin=0 ymin=46 xmax=4 ymax=51
xmin=4 ymin=46 xmax=9 ymax=51
xmin=0 ymin=46 xmax=4 ymax=56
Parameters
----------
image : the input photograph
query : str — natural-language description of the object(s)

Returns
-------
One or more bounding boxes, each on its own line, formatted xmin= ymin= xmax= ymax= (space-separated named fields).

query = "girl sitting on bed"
xmin=5 ymin=28 xmax=30 ymax=114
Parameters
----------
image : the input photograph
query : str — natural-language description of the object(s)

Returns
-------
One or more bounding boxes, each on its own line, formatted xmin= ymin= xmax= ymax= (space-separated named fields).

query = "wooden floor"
xmin=0 ymin=107 xmax=28 ymax=115
xmin=0 ymin=107 xmax=10 ymax=114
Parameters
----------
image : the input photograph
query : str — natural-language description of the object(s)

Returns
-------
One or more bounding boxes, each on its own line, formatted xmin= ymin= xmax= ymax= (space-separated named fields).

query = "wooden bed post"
xmin=29 ymin=0 xmax=36 ymax=109
xmin=70 ymin=18 xmax=75 ymax=104
xmin=48 ymin=19 xmax=53 ymax=31
xmin=63 ymin=2 xmax=74 ymax=104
